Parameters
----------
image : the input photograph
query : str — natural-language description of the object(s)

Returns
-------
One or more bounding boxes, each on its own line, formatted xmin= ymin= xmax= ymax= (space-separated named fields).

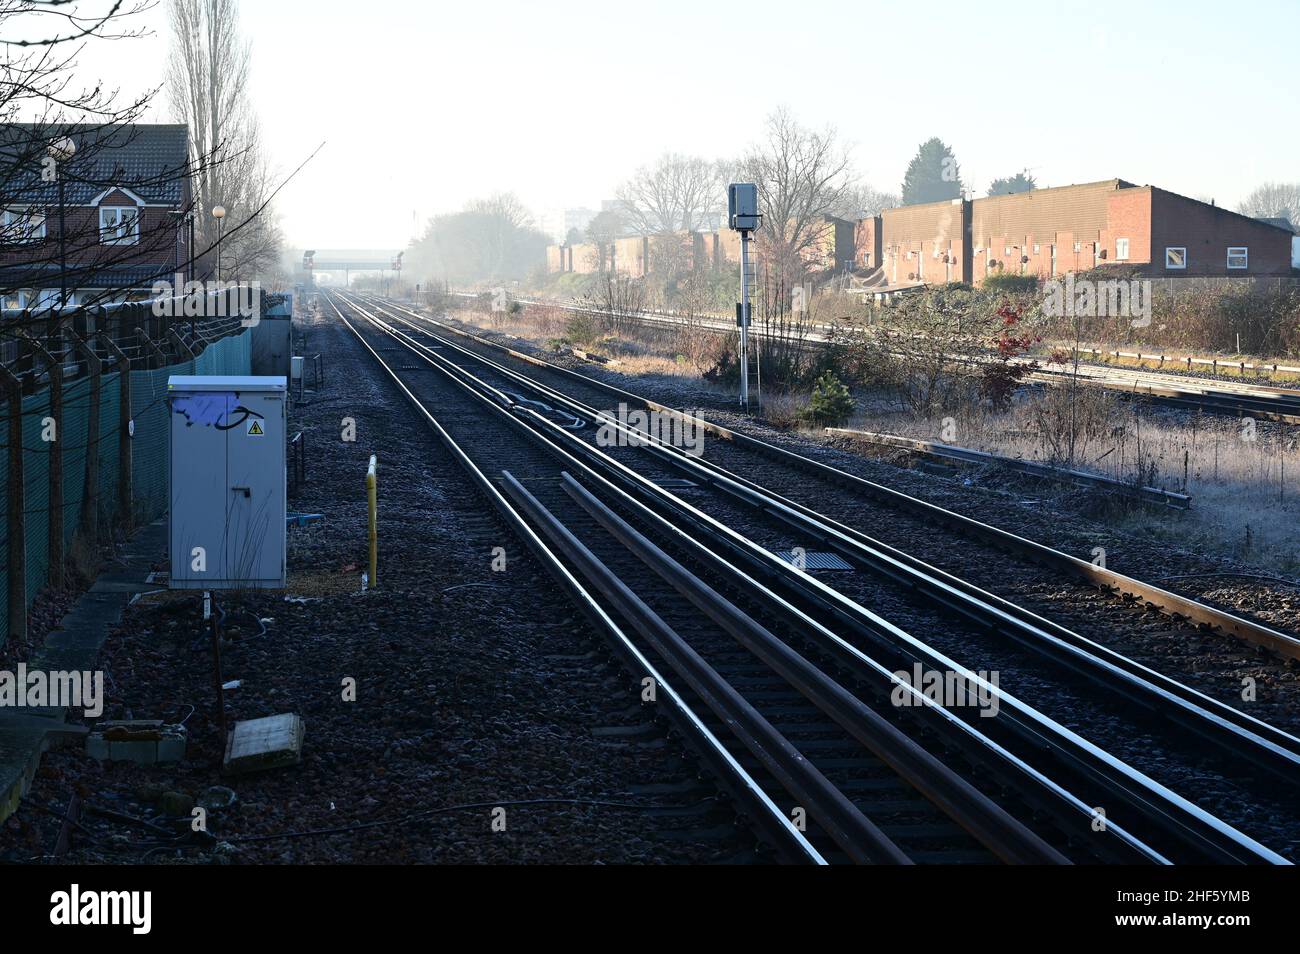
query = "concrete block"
xmin=86 ymin=720 xmax=187 ymax=764
xmin=223 ymin=713 xmax=304 ymax=774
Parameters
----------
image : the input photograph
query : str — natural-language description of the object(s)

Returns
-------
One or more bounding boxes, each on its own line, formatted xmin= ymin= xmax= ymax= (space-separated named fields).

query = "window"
xmin=99 ymin=206 xmax=139 ymax=245
xmin=2 ymin=207 xmax=46 ymax=243
xmin=1165 ymin=247 xmax=1187 ymax=269
xmin=1227 ymin=246 xmax=1248 ymax=269
xmin=1032 ymin=244 xmax=1040 ymax=255
xmin=1073 ymin=241 xmax=1081 ymax=253
xmin=1004 ymin=245 xmax=1012 ymax=256
xmin=1116 ymin=238 xmax=1130 ymax=260
xmin=2 ymin=290 xmax=30 ymax=312
xmin=34 ymin=288 xmax=74 ymax=309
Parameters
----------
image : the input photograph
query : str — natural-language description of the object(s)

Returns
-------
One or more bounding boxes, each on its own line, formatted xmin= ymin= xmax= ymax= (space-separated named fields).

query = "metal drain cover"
xmin=772 ymin=550 xmax=854 ymax=571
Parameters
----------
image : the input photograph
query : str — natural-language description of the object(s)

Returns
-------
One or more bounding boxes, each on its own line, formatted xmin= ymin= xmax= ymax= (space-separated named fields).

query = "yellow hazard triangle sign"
xmin=247 ymin=419 xmax=264 ymax=436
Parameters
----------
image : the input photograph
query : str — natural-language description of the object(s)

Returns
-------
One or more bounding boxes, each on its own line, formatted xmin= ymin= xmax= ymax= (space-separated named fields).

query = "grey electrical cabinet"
xmin=167 ymin=375 xmax=287 ymax=590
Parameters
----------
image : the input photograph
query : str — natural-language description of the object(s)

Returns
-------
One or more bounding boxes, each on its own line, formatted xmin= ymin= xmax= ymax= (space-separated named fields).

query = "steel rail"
xmin=499 ymin=471 xmax=911 ymax=865
xmin=336 ymin=292 xmax=1288 ymax=864
xmin=352 ymin=293 xmax=1300 ymax=777
xmin=442 ymin=290 xmax=1300 ymax=418
xmin=558 ymin=471 xmax=1070 ymax=865
xmin=329 ymin=293 xmax=1137 ymax=862
xmin=364 ymin=294 xmax=1300 ymax=662
xmin=322 ymin=293 xmax=826 ymax=865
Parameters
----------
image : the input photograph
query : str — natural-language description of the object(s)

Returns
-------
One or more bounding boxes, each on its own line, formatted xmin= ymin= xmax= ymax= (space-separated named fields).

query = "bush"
xmin=979 ymin=303 xmax=1040 ymax=410
xmin=799 ymin=371 xmax=855 ymax=427
xmin=982 ymin=273 xmax=1041 ymax=294
xmin=702 ymin=346 xmax=740 ymax=387
xmin=563 ymin=311 xmax=600 ymax=347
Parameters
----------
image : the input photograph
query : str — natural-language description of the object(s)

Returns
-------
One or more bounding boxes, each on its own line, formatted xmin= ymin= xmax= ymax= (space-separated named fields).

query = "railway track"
xmin=446 ymin=290 xmax=1300 ymax=423
xmin=366 ymin=295 xmax=1300 ymax=655
xmin=327 ymin=290 xmax=1297 ymax=864
xmin=349 ymin=296 xmax=1300 ymax=839
xmin=364 ymin=293 xmax=1300 ymax=780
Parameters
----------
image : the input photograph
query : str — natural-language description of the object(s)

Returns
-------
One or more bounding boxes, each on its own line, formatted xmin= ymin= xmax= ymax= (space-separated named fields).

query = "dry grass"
xmin=761 ymin=391 xmax=814 ymax=430
xmin=855 ymin=390 xmax=1300 ymax=575
xmin=454 ymin=303 xmax=721 ymax=381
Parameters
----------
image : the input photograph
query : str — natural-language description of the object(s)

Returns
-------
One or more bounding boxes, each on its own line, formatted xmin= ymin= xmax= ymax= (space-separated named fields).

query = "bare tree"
xmin=1 ymin=0 xmax=149 ymax=47
xmin=1238 ymin=182 xmax=1300 ymax=229
xmin=584 ymin=272 xmax=644 ymax=337
xmin=740 ymin=108 xmax=855 ymax=287
xmin=405 ymin=194 xmax=549 ymax=286
xmin=0 ymin=1 xmax=226 ymax=320
xmin=468 ymin=192 xmax=534 ymax=230
xmin=165 ymin=0 xmax=280 ymax=279
xmin=831 ymin=183 xmax=898 ymax=220
xmin=616 ymin=153 xmax=723 ymax=235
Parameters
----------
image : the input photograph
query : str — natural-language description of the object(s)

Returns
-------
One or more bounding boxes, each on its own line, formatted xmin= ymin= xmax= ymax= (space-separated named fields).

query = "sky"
xmin=65 ymin=0 xmax=1300 ymax=250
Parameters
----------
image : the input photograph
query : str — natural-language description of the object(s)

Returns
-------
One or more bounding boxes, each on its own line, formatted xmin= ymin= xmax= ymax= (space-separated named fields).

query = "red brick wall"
xmin=0 ymin=204 xmax=183 ymax=278
xmin=855 ymin=217 xmax=882 ymax=270
xmin=971 ymin=180 xmax=1127 ymax=284
xmin=1147 ymin=188 xmax=1293 ymax=276
xmin=569 ymin=243 xmax=600 ymax=274
xmin=880 ymin=200 xmax=967 ymax=285
xmin=612 ymin=236 xmax=648 ymax=278
xmin=1102 ymin=187 xmax=1152 ymax=268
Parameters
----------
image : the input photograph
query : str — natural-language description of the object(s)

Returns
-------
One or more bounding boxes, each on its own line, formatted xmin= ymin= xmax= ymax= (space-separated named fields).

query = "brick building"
xmin=545 ymin=216 xmax=854 ymax=278
xmin=857 ymin=179 xmax=1296 ymax=288
xmin=0 ymin=123 xmax=192 ymax=312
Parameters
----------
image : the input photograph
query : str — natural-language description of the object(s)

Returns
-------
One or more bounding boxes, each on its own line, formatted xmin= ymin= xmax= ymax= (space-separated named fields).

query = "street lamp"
xmin=47 ymin=136 xmax=76 ymax=310
xmin=211 ymin=205 xmax=226 ymax=281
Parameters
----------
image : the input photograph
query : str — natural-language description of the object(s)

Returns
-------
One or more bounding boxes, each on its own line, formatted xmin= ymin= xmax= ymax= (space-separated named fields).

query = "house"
xmin=0 ymin=123 xmax=192 ymax=313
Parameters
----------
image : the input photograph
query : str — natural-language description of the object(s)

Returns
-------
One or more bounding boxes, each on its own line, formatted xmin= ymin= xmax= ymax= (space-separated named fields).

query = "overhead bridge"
xmin=299 ymin=249 xmax=404 ymax=286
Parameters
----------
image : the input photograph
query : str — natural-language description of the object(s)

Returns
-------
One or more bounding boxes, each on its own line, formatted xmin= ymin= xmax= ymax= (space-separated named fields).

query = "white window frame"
xmin=1116 ymin=238 xmax=1130 ymax=261
xmin=99 ymin=205 xmax=140 ymax=245
xmin=2 ymin=206 xmax=47 ymax=243
xmin=1165 ymin=246 xmax=1187 ymax=270
xmin=1032 ymin=243 xmax=1040 ymax=255
xmin=1227 ymin=246 xmax=1248 ymax=270
xmin=2 ymin=289 xmax=31 ymax=312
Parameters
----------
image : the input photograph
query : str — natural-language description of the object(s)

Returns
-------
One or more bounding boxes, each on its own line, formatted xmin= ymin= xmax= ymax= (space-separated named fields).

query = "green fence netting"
xmin=0 ymin=328 xmax=252 ymax=629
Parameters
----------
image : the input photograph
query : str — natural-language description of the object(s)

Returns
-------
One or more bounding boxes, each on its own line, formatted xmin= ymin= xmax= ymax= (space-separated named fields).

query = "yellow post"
xmin=366 ymin=454 xmax=378 ymax=589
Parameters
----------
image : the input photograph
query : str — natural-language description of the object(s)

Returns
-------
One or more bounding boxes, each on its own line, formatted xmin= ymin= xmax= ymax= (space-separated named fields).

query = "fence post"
xmin=17 ymin=311 xmax=35 ymax=394
xmin=136 ymin=326 xmax=167 ymax=368
xmin=69 ymin=329 xmax=103 ymax=544
xmin=98 ymin=332 xmax=133 ymax=529
xmin=2 ymin=364 xmax=25 ymax=642
xmin=23 ymin=333 xmax=65 ymax=590
xmin=168 ymin=327 xmax=196 ymax=359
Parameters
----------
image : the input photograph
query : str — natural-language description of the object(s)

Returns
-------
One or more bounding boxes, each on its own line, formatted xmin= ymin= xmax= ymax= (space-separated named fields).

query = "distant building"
xmin=0 ymin=123 xmax=192 ymax=312
xmin=856 ymin=179 xmax=1297 ymax=288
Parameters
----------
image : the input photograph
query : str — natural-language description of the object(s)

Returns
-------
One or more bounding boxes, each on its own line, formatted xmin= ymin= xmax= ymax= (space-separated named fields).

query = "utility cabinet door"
xmin=224 ymin=390 xmax=285 ymax=587
xmin=169 ymin=391 xmax=232 ymax=587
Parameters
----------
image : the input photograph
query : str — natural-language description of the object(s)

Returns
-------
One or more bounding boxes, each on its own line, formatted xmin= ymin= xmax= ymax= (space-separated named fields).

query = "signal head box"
xmin=728 ymin=182 xmax=761 ymax=231
xmin=167 ymin=375 xmax=287 ymax=590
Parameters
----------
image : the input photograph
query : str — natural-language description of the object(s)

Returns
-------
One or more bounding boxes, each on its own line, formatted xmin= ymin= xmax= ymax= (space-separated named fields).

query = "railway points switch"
xmin=167 ymin=375 xmax=288 ymax=590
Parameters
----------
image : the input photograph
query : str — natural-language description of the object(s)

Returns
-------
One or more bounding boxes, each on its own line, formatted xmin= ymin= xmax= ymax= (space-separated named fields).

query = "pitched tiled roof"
xmin=0 ymin=261 xmax=182 ymax=290
xmin=1255 ymin=216 xmax=1299 ymax=234
xmin=0 ymin=123 xmax=190 ymax=207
